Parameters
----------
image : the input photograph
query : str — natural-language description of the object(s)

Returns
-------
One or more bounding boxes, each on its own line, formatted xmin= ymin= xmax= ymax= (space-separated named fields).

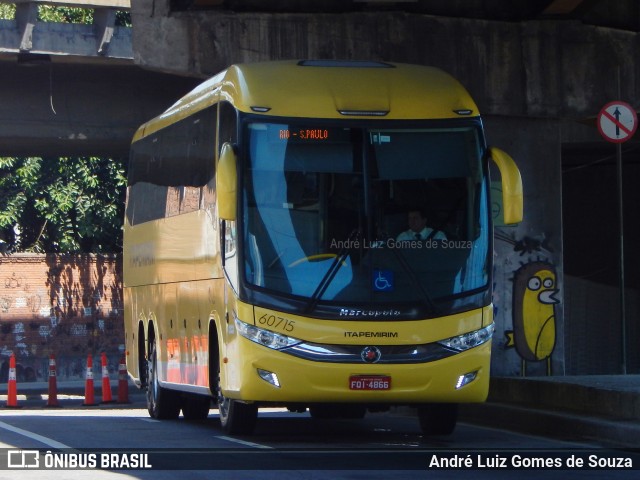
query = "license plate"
xmin=349 ymin=375 xmax=391 ymax=390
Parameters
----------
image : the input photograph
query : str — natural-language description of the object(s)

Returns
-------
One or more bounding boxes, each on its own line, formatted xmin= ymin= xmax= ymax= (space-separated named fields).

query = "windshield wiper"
xmin=387 ymin=244 xmax=440 ymax=315
xmin=303 ymin=228 xmax=360 ymax=315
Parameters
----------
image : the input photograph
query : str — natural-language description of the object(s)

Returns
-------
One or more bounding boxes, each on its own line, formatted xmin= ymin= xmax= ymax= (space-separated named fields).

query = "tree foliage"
xmin=39 ymin=6 xmax=132 ymax=26
xmin=0 ymin=4 xmax=15 ymax=19
xmin=0 ymin=4 xmax=131 ymax=26
xmin=1 ymin=5 xmax=131 ymax=253
xmin=0 ymin=156 xmax=127 ymax=254
xmin=1 ymin=3 xmax=131 ymax=253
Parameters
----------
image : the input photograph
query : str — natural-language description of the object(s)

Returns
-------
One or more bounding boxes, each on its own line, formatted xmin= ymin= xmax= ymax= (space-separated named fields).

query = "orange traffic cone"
xmin=100 ymin=352 xmax=113 ymax=404
xmin=5 ymin=353 xmax=21 ymax=409
xmin=117 ymin=356 xmax=130 ymax=404
xmin=82 ymin=354 xmax=97 ymax=406
xmin=45 ymin=354 xmax=61 ymax=408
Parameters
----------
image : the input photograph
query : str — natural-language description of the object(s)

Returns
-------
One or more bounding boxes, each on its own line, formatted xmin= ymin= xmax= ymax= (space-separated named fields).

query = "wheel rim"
xmin=147 ymin=344 xmax=159 ymax=413
xmin=216 ymin=367 xmax=230 ymax=422
xmin=218 ymin=395 xmax=230 ymax=422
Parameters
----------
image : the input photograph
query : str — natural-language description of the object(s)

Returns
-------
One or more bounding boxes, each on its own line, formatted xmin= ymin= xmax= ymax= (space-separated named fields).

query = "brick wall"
xmin=0 ymin=254 xmax=124 ymax=382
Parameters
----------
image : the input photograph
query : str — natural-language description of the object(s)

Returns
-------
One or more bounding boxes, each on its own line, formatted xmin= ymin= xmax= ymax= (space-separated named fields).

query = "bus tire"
xmin=147 ymin=338 xmax=181 ymax=420
xmin=417 ymin=403 xmax=458 ymax=435
xmin=182 ymin=395 xmax=211 ymax=421
xmin=216 ymin=364 xmax=257 ymax=434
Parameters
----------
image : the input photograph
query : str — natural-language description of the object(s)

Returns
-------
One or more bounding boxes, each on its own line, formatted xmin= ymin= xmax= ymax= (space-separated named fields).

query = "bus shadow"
xmin=204 ymin=410 xmax=454 ymax=448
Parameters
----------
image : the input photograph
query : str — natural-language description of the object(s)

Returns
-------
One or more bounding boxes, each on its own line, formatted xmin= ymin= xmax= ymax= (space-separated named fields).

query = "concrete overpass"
xmin=0 ymin=0 xmax=200 ymax=156
xmin=128 ymin=0 xmax=640 ymax=378
xmin=3 ymin=0 xmax=132 ymax=58
xmin=1 ymin=0 xmax=638 ymax=154
xmin=1 ymin=0 xmax=640 ymax=376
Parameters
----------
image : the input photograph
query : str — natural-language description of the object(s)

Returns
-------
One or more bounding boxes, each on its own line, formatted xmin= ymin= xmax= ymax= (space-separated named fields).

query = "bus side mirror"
xmin=216 ymin=142 xmax=238 ymax=221
xmin=489 ymin=147 xmax=523 ymax=225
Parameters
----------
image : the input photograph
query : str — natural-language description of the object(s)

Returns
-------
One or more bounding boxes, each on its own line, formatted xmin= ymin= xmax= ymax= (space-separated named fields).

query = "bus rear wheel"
xmin=417 ymin=403 xmax=458 ymax=435
xmin=216 ymin=364 xmax=257 ymax=434
xmin=147 ymin=339 xmax=181 ymax=420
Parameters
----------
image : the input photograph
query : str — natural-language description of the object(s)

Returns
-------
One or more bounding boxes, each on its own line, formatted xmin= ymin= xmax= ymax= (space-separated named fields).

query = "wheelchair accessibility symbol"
xmin=373 ymin=269 xmax=394 ymax=292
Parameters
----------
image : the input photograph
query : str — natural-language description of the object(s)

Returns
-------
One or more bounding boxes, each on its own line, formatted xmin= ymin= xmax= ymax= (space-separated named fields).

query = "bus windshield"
xmin=241 ymin=121 xmax=490 ymax=315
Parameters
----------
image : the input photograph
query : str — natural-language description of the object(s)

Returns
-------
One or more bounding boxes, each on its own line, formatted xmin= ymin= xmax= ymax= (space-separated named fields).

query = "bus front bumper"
xmin=220 ymin=337 xmax=492 ymax=405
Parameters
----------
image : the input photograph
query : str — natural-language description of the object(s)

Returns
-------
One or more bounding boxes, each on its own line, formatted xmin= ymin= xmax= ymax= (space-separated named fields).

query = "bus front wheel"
xmin=216 ymin=364 xmax=258 ymax=434
xmin=417 ymin=403 xmax=458 ymax=435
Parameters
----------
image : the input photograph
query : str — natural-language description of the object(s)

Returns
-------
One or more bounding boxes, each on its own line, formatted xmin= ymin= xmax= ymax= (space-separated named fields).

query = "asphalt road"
xmin=0 ymin=399 xmax=638 ymax=479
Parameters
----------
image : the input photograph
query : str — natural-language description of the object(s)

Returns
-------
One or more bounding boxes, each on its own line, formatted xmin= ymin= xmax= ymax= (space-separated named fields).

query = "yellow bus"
xmin=123 ymin=60 xmax=523 ymax=435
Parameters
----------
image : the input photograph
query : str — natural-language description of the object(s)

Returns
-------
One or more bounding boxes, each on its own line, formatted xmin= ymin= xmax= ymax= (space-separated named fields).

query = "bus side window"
xmin=126 ymin=135 xmax=168 ymax=225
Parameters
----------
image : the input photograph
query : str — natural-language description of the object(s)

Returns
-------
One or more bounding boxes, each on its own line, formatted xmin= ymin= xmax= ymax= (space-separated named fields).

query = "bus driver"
xmin=396 ymin=209 xmax=447 ymax=242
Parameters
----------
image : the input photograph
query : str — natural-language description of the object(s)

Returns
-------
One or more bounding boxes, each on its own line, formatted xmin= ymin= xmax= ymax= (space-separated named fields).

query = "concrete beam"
xmin=131 ymin=3 xmax=639 ymax=119
xmin=0 ymin=18 xmax=132 ymax=58
xmin=94 ymin=7 xmax=117 ymax=55
xmin=15 ymin=2 xmax=38 ymax=51
xmin=1 ymin=0 xmax=132 ymax=58
xmin=0 ymin=61 xmax=199 ymax=157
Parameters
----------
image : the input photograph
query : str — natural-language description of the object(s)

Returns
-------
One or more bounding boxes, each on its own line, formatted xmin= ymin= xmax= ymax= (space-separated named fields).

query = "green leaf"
xmin=0 ymin=155 xmax=126 ymax=253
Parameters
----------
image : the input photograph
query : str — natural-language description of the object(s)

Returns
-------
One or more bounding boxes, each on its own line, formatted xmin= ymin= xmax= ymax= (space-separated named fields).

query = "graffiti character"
xmin=505 ymin=261 xmax=559 ymax=376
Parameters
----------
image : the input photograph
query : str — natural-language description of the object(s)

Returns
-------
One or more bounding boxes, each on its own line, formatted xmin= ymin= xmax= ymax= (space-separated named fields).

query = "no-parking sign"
xmin=597 ymin=101 xmax=638 ymax=143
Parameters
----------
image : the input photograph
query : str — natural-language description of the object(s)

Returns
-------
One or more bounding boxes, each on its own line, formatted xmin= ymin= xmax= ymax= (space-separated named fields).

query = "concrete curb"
xmin=455 ymin=375 xmax=640 ymax=447
xmin=0 ymin=380 xmax=145 ymax=406
xmin=488 ymin=376 xmax=640 ymax=421
xmin=459 ymin=401 xmax=640 ymax=448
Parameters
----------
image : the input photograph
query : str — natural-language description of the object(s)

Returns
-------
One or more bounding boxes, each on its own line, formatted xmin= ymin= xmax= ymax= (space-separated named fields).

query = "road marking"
xmin=0 ymin=420 xmax=71 ymax=449
xmin=214 ymin=435 xmax=273 ymax=449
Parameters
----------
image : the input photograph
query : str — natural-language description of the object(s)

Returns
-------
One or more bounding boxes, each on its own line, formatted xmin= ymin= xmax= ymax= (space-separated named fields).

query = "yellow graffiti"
xmin=521 ymin=269 xmax=557 ymax=360
xmin=510 ymin=261 xmax=560 ymax=375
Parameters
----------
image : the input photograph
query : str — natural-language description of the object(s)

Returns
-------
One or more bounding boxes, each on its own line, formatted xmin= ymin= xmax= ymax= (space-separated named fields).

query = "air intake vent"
xmin=338 ymin=110 xmax=389 ymax=116
xmin=298 ymin=60 xmax=395 ymax=68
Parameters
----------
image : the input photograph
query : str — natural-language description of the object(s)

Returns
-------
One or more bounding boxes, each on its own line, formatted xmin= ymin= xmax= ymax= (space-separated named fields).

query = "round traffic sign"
xmin=597 ymin=101 xmax=638 ymax=143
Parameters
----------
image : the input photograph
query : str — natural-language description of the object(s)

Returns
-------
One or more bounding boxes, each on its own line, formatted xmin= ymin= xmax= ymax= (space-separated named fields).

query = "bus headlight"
xmin=438 ymin=323 xmax=495 ymax=352
xmin=236 ymin=318 xmax=302 ymax=350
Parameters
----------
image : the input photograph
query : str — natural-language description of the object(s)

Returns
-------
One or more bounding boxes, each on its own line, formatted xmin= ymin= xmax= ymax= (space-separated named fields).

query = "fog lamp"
xmin=456 ymin=371 xmax=478 ymax=389
xmin=257 ymin=368 xmax=280 ymax=388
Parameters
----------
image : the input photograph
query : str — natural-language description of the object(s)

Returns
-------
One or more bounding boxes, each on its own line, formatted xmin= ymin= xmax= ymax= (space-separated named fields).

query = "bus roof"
xmin=133 ymin=60 xmax=480 ymax=142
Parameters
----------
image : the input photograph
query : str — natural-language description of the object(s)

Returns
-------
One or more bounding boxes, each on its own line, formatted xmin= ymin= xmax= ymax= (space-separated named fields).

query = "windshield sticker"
xmin=373 ymin=269 xmax=394 ymax=292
